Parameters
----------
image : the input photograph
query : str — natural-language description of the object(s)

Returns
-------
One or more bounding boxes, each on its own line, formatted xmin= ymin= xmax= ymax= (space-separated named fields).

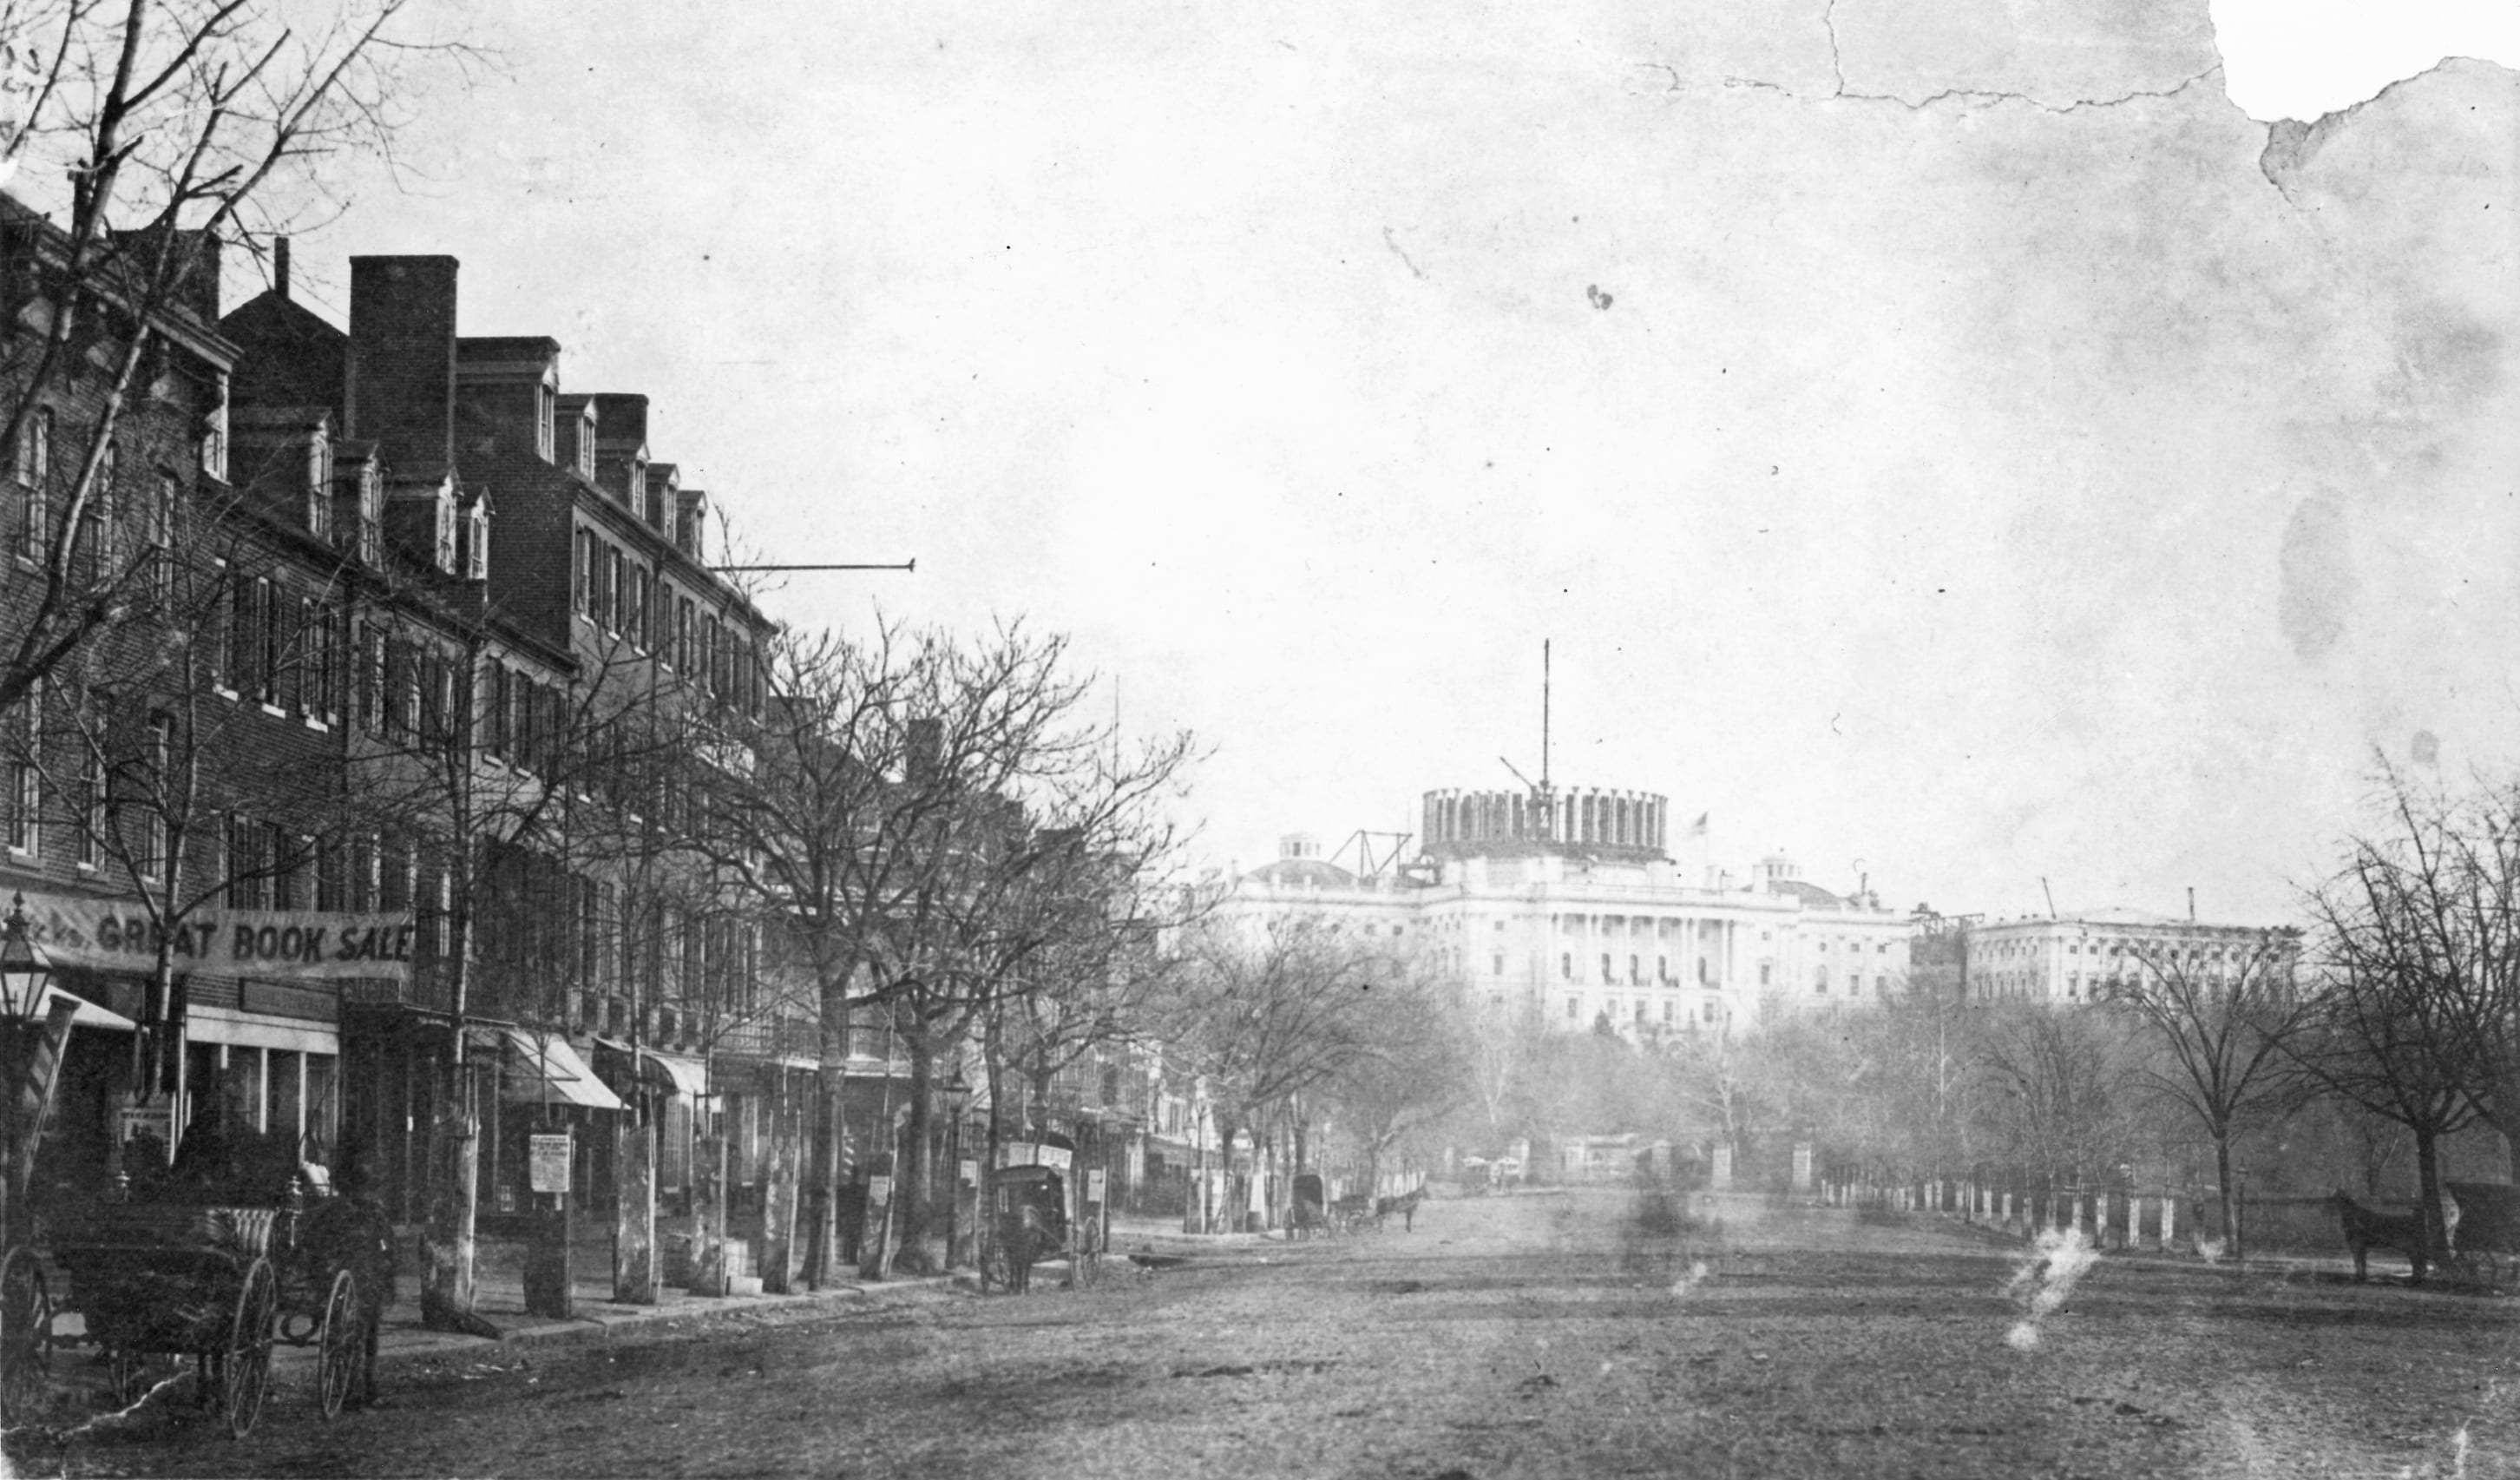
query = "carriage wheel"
xmin=221 ymin=1259 xmax=277 ymax=1439
xmin=0 ymin=1246 xmax=50 ymax=1425
xmin=315 ymin=1269 xmax=360 ymax=1420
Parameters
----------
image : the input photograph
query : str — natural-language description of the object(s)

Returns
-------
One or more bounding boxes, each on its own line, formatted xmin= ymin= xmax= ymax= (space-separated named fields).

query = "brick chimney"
xmin=347 ymin=255 xmax=460 ymax=480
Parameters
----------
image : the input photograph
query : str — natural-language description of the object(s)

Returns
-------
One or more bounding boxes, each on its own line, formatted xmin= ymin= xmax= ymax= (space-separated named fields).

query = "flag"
xmin=1688 ymin=811 xmax=1710 ymax=839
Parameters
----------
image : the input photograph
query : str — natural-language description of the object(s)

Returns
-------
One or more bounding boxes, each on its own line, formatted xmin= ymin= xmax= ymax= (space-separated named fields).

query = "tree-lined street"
xmin=30 ymin=1191 xmax=2515 ymax=1478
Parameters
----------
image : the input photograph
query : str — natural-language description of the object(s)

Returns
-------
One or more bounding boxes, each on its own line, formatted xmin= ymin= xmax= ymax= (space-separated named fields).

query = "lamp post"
xmin=0 ymin=893 xmax=56 ymax=1245
xmin=942 ymin=1072 xmax=971 ymax=1269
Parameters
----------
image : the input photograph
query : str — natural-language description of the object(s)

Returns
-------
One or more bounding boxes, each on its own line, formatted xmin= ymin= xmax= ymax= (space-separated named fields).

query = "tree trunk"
xmin=804 ymin=963 xmax=853 ymax=1290
xmin=613 ymin=1117 xmax=657 ymax=1304
xmin=421 ymin=1091 xmax=498 ymax=1337
xmin=2212 ymin=1128 xmax=2236 ymax=1260
xmin=760 ymin=1088 xmax=800 ymax=1294
xmin=2413 ymin=1126 xmax=2444 ymax=1284
xmin=895 ymin=1036 xmax=939 ymax=1274
xmin=691 ymin=1133 xmax=728 ymax=1295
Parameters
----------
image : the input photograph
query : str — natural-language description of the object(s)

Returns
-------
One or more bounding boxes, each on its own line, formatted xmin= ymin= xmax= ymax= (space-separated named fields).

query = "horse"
xmin=298 ymin=1192 xmax=397 ymax=1407
xmin=994 ymin=1205 xmax=1053 ymax=1293
xmin=1375 ymin=1187 xmax=1426 ymax=1233
xmin=2330 ymin=1189 xmax=2454 ymax=1283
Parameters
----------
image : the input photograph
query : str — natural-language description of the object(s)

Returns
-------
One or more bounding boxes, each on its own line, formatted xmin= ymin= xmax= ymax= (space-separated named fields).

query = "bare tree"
xmin=1320 ymin=961 xmax=1467 ymax=1194
xmin=2102 ymin=931 xmax=2313 ymax=1257
xmin=1969 ymin=1000 xmax=2149 ymax=1190
xmin=0 ymin=0 xmax=484 ymax=711
xmin=712 ymin=617 xmax=1197 ymax=1285
xmin=2292 ymin=770 xmax=2509 ymax=1278
xmin=1159 ymin=914 xmax=1385 ymax=1229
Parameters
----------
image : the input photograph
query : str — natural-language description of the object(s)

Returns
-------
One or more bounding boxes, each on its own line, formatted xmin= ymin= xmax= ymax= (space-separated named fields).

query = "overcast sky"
xmin=279 ymin=0 xmax=2515 ymax=926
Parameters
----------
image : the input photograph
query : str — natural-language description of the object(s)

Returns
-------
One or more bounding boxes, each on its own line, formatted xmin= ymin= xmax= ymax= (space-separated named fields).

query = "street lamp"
xmin=0 ymin=894 xmax=52 ymax=1022
xmin=0 ymin=893 xmax=53 ymax=1245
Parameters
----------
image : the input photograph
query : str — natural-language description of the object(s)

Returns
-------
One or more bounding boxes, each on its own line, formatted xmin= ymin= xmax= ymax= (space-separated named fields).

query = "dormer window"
xmin=305 ymin=433 xmax=333 ymax=541
xmin=575 ymin=407 xmax=596 ymax=480
xmin=461 ymin=498 xmax=489 ymax=580
xmin=629 ymin=455 xmax=646 ymax=510
xmin=199 ymin=389 xmax=226 ymax=479
xmin=536 ymin=381 xmax=556 ymax=464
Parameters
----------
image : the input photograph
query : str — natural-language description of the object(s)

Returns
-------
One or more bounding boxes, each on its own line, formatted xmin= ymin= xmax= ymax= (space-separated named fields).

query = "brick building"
xmin=0 ymin=203 xmax=371 ymax=1200
xmin=215 ymin=247 xmax=809 ymax=1223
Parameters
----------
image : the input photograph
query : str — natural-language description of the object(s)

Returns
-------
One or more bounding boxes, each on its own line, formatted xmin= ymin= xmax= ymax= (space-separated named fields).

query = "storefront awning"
xmin=499 ymin=1029 xmax=625 ymax=1111
xmin=589 ymin=1038 xmax=712 ymax=1098
xmin=44 ymin=983 xmax=135 ymax=1033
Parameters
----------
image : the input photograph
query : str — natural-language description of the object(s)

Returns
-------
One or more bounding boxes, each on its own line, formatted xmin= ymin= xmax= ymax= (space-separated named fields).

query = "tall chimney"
xmin=347 ymin=255 xmax=461 ymax=479
xmin=274 ymin=237 xmax=291 ymax=300
xmin=2188 ymin=886 xmax=2195 ymax=923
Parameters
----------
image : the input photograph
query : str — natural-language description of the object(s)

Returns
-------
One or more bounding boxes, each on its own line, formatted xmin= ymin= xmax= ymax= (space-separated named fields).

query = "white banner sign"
xmin=17 ymin=888 xmax=416 ymax=983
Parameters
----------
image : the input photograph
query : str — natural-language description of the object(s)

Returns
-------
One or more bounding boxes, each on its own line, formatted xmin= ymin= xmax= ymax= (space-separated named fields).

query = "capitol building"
xmin=1224 ymin=779 xmax=1913 ymax=1038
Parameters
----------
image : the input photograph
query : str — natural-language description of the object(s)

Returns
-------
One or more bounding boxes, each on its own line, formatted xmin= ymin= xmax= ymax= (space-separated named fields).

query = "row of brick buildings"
xmin=0 ymin=201 xmax=859 ymax=1228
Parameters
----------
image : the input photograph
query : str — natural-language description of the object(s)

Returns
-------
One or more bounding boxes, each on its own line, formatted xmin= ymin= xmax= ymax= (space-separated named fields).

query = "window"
xmin=271 ymin=825 xmax=302 ymax=910
xmin=1848 ymin=973 xmax=1861 ymax=996
xmin=1657 ymin=954 xmax=1669 ymax=983
xmin=228 ymin=813 xmax=269 ymax=909
xmin=1559 ymin=951 xmax=1571 ymax=981
xmin=73 ymin=690 xmax=102 ymax=868
xmin=1758 ymin=962 xmax=1771 ymax=986
xmin=200 ymin=398 xmax=226 ymax=479
xmin=1815 ymin=966 xmax=1828 ymax=995
xmin=628 ymin=566 xmax=650 ymax=650
xmin=486 ymin=665 xmax=511 ymax=759
xmin=357 ymin=623 xmax=385 ymax=733
xmin=1598 ymin=952 xmax=1612 ymax=983
xmin=6 ymin=684 xmax=38 ymax=856
xmin=305 ymin=601 xmax=339 ymax=724
xmin=1627 ymin=953 xmax=1640 ymax=984
xmin=574 ymin=529 xmax=595 ymax=619
xmin=305 ymin=435 xmax=332 ymax=540
xmin=537 ymin=382 xmax=556 ymax=463
xmin=16 ymin=407 xmax=49 ymax=559
xmin=1492 ymin=952 xmax=1504 ymax=977
xmin=1565 ymin=996 xmax=1580 ymax=1022
xmin=149 ymin=476 xmax=174 ymax=601
xmin=317 ymin=840 xmax=346 ymax=911
xmin=607 ymin=547 xmax=627 ymax=635
xmin=349 ymin=835 xmax=376 ymax=911
xmin=82 ymin=436 xmax=118 ymax=576
xmin=133 ymin=711 xmax=170 ymax=878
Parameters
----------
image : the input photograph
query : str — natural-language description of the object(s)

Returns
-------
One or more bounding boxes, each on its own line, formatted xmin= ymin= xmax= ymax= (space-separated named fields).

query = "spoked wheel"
xmin=0 ymin=1245 xmax=51 ymax=1424
xmin=315 ymin=1269 xmax=359 ymax=1419
xmin=221 ymin=1258 xmax=276 ymax=1439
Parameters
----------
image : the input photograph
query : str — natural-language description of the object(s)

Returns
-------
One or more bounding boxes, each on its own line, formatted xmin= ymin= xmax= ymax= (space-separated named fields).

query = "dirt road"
xmin=19 ymin=1188 xmax=2519 ymax=1477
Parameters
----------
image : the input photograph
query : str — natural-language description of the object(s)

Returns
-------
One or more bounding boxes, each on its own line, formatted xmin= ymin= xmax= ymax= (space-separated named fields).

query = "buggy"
xmin=0 ymin=1137 xmax=392 ymax=1437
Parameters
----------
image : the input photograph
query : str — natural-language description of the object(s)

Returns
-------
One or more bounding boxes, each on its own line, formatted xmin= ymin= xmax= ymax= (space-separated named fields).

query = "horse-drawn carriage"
xmin=986 ymin=1133 xmax=1101 ymax=1293
xmin=0 ymin=1130 xmax=393 ymax=1437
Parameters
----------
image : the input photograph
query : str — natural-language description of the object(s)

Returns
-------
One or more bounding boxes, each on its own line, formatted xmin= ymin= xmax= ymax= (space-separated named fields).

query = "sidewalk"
xmin=295 ymin=1225 xmax=961 ymax=1370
